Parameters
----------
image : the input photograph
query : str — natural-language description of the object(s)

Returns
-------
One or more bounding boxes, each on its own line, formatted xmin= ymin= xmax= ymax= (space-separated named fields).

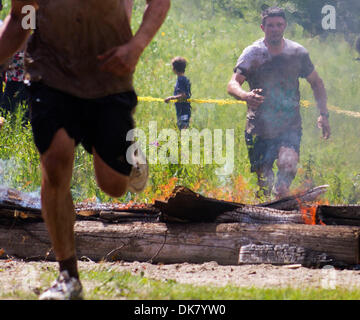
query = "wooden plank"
xmin=0 ymin=221 xmax=359 ymax=265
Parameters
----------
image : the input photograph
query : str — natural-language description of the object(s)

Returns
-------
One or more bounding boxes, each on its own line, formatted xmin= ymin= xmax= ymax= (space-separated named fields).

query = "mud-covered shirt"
xmin=234 ymin=38 xmax=314 ymax=139
xmin=25 ymin=0 xmax=134 ymax=99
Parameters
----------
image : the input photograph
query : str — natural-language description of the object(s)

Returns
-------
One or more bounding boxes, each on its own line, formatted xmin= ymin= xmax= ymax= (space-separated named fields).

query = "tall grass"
xmin=0 ymin=1 xmax=360 ymax=204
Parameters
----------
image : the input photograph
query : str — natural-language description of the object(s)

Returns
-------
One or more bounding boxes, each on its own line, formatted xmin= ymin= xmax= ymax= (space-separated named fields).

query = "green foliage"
xmin=209 ymin=0 xmax=360 ymax=40
xmin=0 ymin=105 xmax=40 ymax=192
xmin=1 ymin=1 xmax=360 ymax=205
xmin=282 ymin=0 xmax=360 ymax=38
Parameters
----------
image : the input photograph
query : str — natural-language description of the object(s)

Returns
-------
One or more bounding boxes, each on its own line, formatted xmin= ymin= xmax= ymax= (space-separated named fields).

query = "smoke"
xmin=0 ymin=158 xmax=41 ymax=205
xmin=0 ymin=157 xmax=22 ymax=187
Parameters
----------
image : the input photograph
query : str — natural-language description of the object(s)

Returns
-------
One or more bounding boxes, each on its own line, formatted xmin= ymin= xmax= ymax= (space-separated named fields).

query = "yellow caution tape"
xmin=301 ymin=99 xmax=360 ymax=118
xmin=138 ymin=96 xmax=246 ymax=105
xmin=138 ymin=96 xmax=360 ymax=118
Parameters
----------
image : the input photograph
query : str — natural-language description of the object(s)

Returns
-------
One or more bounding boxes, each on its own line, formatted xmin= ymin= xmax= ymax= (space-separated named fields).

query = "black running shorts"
xmin=28 ymin=82 xmax=137 ymax=176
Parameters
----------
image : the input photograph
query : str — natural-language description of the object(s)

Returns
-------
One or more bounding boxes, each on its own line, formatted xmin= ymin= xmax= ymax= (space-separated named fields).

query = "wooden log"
xmin=258 ymin=185 xmax=329 ymax=211
xmin=154 ymin=186 xmax=242 ymax=222
xmin=216 ymin=206 xmax=304 ymax=224
xmin=0 ymin=185 xmax=160 ymax=223
xmin=155 ymin=185 xmax=328 ymax=222
xmin=76 ymin=202 xmax=159 ymax=216
xmin=0 ymin=221 xmax=359 ymax=265
xmin=0 ymin=187 xmax=41 ymax=213
xmin=0 ymin=185 xmax=327 ymax=224
xmin=99 ymin=211 xmax=161 ymax=223
xmin=317 ymin=205 xmax=360 ymax=226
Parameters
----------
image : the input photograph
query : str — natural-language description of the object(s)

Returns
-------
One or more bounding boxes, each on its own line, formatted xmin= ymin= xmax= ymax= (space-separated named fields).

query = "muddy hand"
xmin=98 ymin=43 xmax=141 ymax=77
xmin=246 ymin=89 xmax=264 ymax=108
xmin=317 ymin=115 xmax=331 ymax=140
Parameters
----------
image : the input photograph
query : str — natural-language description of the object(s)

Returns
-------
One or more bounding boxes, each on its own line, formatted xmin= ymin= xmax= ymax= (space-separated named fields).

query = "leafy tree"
xmin=282 ymin=0 xmax=360 ymax=37
xmin=210 ymin=0 xmax=360 ymax=45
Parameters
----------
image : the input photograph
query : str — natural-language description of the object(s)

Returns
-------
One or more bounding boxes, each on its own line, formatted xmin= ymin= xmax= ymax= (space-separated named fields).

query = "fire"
xmin=199 ymin=175 xmax=252 ymax=203
xmin=297 ymin=199 xmax=328 ymax=225
xmin=151 ymin=177 xmax=179 ymax=202
xmin=151 ymin=174 xmax=253 ymax=204
xmin=300 ymin=205 xmax=318 ymax=225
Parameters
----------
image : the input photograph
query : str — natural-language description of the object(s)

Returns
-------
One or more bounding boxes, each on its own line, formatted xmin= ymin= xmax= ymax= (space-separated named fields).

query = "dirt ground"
xmin=1 ymin=258 xmax=360 ymax=298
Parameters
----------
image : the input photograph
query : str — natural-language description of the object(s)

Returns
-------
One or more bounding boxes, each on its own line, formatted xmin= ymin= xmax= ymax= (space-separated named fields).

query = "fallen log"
xmin=0 ymin=185 xmax=327 ymax=225
xmin=0 ymin=221 xmax=359 ymax=266
xmin=258 ymin=185 xmax=329 ymax=211
xmin=317 ymin=205 xmax=360 ymax=226
xmin=216 ymin=206 xmax=304 ymax=224
xmin=154 ymin=186 xmax=242 ymax=222
xmin=99 ymin=211 xmax=161 ymax=223
xmin=0 ymin=185 xmax=160 ymax=223
xmin=0 ymin=187 xmax=41 ymax=213
xmin=154 ymin=186 xmax=326 ymax=223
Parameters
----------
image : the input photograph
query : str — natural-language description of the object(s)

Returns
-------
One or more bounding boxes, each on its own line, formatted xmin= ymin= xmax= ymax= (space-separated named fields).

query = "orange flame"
xmin=202 ymin=175 xmax=252 ymax=203
xmin=151 ymin=177 xmax=179 ymax=202
xmin=300 ymin=205 xmax=318 ymax=225
xmin=297 ymin=199 xmax=327 ymax=225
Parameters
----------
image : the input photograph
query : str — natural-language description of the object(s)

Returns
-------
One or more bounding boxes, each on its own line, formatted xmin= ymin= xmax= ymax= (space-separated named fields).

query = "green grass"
xmin=2 ymin=267 xmax=360 ymax=300
xmin=81 ymin=270 xmax=360 ymax=300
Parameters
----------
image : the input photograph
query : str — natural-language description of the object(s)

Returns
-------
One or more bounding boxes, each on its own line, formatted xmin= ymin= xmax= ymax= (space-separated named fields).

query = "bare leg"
xmin=40 ymin=129 xmax=76 ymax=262
xmin=275 ymin=146 xmax=299 ymax=198
xmin=42 ymin=135 xmax=130 ymax=260
xmin=93 ymin=148 xmax=130 ymax=198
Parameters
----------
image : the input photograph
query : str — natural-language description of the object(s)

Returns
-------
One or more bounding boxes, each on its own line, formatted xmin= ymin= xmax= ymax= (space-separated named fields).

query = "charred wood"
xmin=239 ymin=244 xmax=334 ymax=267
xmin=155 ymin=185 xmax=328 ymax=222
xmin=258 ymin=185 xmax=329 ymax=211
xmin=317 ymin=205 xmax=360 ymax=226
xmin=0 ymin=221 xmax=359 ymax=266
xmin=155 ymin=186 xmax=243 ymax=222
xmin=216 ymin=206 xmax=303 ymax=224
xmin=0 ymin=185 xmax=328 ymax=225
xmin=99 ymin=211 xmax=161 ymax=223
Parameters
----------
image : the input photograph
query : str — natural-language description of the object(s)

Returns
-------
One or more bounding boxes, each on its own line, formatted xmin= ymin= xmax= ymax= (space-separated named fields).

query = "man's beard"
xmin=268 ymin=37 xmax=282 ymax=46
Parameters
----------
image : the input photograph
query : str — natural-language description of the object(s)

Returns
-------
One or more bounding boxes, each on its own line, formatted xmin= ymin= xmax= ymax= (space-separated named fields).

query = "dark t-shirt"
xmin=174 ymin=75 xmax=191 ymax=111
xmin=234 ymin=38 xmax=314 ymax=138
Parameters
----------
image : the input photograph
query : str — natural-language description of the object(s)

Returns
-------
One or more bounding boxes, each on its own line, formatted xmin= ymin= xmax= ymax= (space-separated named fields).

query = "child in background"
xmin=164 ymin=56 xmax=192 ymax=130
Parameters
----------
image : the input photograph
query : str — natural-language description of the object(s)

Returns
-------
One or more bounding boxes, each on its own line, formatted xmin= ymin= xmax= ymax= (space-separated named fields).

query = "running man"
xmin=0 ymin=0 xmax=170 ymax=299
xmin=227 ymin=7 xmax=330 ymax=198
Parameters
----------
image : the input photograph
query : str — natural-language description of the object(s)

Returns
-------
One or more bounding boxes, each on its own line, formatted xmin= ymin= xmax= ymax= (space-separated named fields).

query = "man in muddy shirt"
xmin=0 ymin=0 xmax=170 ymax=299
xmin=227 ymin=7 xmax=330 ymax=198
